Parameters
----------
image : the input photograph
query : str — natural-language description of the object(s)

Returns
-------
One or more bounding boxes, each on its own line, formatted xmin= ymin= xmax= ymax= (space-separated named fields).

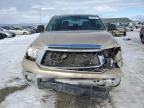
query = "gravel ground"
xmin=0 ymin=31 xmax=144 ymax=108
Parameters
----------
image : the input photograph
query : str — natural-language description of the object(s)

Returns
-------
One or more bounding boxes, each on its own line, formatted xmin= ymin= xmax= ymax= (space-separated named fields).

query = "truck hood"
xmin=32 ymin=31 xmax=120 ymax=49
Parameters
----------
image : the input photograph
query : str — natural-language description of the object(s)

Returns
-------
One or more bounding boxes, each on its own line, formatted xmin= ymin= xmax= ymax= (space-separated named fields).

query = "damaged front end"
xmin=41 ymin=51 xmax=105 ymax=71
xmin=39 ymin=44 xmax=122 ymax=73
xmin=32 ymin=44 xmax=123 ymax=88
xmin=22 ymin=44 xmax=123 ymax=98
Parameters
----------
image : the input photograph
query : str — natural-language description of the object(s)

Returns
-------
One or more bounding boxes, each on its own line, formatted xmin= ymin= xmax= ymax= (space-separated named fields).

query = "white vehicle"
xmin=0 ymin=27 xmax=16 ymax=38
xmin=125 ymin=26 xmax=134 ymax=31
xmin=9 ymin=27 xmax=31 ymax=35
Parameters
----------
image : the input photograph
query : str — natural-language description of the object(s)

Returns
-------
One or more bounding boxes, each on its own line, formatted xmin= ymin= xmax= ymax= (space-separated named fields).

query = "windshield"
xmin=46 ymin=15 xmax=106 ymax=31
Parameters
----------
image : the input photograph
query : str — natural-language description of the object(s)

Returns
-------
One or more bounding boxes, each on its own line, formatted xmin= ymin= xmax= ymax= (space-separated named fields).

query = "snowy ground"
xmin=0 ymin=31 xmax=144 ymax=108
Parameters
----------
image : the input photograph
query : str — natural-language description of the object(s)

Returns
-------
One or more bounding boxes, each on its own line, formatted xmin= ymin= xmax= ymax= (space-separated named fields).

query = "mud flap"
xmin=37 ymin=79 xmax=109 ymax=99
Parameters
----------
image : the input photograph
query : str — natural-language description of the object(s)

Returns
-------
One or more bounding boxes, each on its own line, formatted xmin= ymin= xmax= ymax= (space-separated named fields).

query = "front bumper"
xmin=37 ymin=78 xmax=109 ymax=99
xmin=22 ymin=58 xmax=123 ymax=88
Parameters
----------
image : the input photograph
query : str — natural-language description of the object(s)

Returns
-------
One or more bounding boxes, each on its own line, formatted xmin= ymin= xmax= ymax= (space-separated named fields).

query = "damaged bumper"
xmin=22 ymin=58 xmax=123 ymax=88
xmin=37 ymin=78 xmax=109 ymax=99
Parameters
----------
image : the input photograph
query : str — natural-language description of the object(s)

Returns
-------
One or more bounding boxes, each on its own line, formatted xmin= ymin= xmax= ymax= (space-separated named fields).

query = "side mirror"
xmin=37 ymin=25 xmax=44 ymax=33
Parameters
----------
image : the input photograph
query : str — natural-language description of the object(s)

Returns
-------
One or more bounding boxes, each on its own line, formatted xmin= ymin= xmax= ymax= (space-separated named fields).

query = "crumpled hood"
xmin=32 ymin=30 xmax=120 ymax=49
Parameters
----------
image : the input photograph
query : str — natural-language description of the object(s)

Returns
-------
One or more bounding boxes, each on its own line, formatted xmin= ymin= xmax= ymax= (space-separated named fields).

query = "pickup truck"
xmin=106 ymin=23 xmax=126 ymax=36
xmin=22 ymin=15 xmax=123 ymax=98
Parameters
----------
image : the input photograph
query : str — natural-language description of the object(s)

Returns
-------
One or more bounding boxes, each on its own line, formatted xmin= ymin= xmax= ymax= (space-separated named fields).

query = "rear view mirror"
xmin=37 ymin=25 xmax=44 ymax=33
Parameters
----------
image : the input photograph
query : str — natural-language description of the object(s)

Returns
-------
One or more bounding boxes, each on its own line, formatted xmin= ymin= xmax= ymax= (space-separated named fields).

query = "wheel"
xmin=23 ymin=32 xmax=28 ymax=35
xmin=141 ymin=35 xmax=144 ymax=44
xmin=112 ymin=32 xmax=117 ymax=36
xmin=123 ymin=32 xmax=126 ymax=36
xmin=0 ymin=33 xmax=7 ymax=39
xmin=115 ymin=33 xmax=118 ymax=36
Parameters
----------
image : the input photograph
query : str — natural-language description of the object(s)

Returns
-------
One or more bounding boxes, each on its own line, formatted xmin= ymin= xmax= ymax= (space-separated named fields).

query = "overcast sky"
xmin=0 ymin=0 xmax=144 ymax=24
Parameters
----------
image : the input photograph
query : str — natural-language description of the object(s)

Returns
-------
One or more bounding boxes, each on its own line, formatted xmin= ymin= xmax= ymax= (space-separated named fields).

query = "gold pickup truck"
xmin=106 ymin=23 xmax=126 ymax=37
xmin=22 ymin=15 xmax=123 ymax=98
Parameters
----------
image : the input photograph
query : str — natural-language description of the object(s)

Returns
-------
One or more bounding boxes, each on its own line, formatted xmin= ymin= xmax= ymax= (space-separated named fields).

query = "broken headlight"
xmin=103 ymin=47 xmax=123 ymax=68
xmin=115 ymin=50 xmax=123 ymax=67
xmin=26 ymin=47 xmax=40 ymax=61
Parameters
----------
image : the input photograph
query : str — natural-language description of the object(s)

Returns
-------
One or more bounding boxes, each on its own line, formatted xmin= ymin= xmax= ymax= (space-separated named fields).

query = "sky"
xmin=0 ymin=0 xmax=144 ymax=24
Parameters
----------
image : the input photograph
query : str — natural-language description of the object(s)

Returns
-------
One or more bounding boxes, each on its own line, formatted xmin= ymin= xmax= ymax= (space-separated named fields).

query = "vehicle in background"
xmin=106 ymin=23 xmax=126 ymax=36
xmin=8 ymin=27 xmax=31 ymax=35
xmin=21 ymin=26 xmax=37 ymax=34
xmin=22 ymin=15 xmax=123 ymax=98
xmin=36 ymin=25 xmax=45 ymax=33
xmin=1 ymin=26 xmax=14 ymax=30
xmin=0 ymin=32 xmax=7 ymax=39
xmin=135 ymin=22 xmax=144 ymax=29
xmin=0 ymin=27 xmax=16 ymax=38
xmin=140 ymin=26 xmax=144 ymax=44
xmin=125 ymin=26 xmax=134 ymax=31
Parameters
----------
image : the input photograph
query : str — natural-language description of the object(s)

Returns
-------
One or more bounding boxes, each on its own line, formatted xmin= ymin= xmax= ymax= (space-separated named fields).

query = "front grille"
xmin=41 ymin=51 xmax=104 ymax=69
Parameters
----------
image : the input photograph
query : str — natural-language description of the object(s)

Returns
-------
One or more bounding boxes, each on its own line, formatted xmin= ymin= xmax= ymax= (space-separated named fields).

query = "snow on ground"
xmin=0 ymin=31 xmax=144 ymax=108
xmin=0 ymin=87 xmax=56 ymax=108
xmin=0 ymin=34 xmax=39 ymax=88
xmin=103 ymin=31 xmax=144 ymax=108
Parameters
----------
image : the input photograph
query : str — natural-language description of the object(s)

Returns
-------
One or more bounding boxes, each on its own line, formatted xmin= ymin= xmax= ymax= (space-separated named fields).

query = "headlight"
xmin=115 ymin=50 xmax=123 ymax=67
xmin=26 ymin=47 xmax=40 ymax=60
xmin=104 ymin=47 xmax=123 ymax=68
